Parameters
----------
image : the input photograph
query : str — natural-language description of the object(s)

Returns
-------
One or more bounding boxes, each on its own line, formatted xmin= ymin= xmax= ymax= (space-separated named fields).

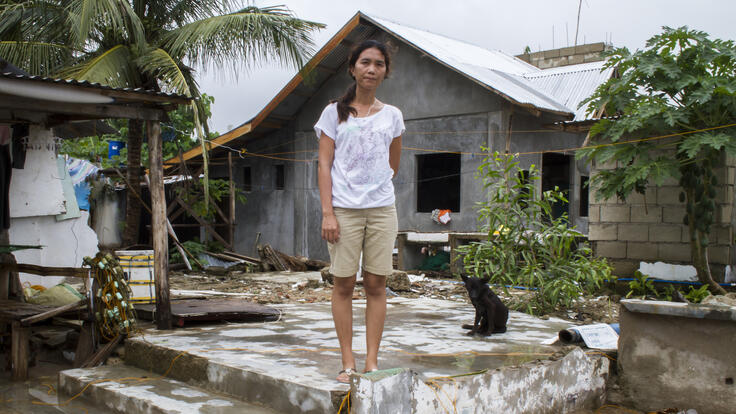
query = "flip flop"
xmin=337 ymin=368 xmax=355 ymax=383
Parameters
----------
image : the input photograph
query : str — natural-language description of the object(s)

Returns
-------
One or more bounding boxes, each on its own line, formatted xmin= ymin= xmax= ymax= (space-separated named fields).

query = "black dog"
xmin=461 ymin=275 xmax=509 ymax=336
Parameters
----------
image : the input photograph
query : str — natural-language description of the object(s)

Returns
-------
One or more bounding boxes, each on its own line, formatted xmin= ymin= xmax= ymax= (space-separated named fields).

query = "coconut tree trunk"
xmin=122 ymin=118 xmax=144 ymax=247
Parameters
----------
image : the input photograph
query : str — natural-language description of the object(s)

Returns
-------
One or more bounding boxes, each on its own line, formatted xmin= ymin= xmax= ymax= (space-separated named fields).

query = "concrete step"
xmin=58 ymin=365 xmax=280 ymax=414
xmin=124 ymin=336 xmax=349 ymax=414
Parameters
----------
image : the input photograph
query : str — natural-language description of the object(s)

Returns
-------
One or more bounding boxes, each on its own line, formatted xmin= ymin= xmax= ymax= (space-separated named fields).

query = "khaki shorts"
xmin=328 ymin=205 xmax=398 ymax=277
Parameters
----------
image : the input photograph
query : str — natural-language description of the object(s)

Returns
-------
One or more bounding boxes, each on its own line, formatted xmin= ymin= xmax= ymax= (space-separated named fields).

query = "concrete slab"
xmin=113 ymin=298 xmax=592 ymax=411
xmin=59 ymin=365 xmax=278 ymax=414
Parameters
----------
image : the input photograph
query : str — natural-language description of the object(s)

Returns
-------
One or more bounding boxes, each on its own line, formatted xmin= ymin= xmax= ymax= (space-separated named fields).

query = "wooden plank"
xmin=73 ymin=321 xmax=95 ymax=368
xmin=223 ymin=251 xmax=261 ymax=264
xmin=81 ymin=334 xmax=123 ymax=368
xmin=228 ymin=152 xmax=235 ymax=248
xmin=0 ymin=300 xmax=57 ymax=321
xmin=0 ymin=93 xmax=166 ymax=121
xmin=20 ymin=299 xmax=85 ymax=326
xmin=11 ymin=321 xmax=29 ymax=380
xmin=148 ymin=120 xmax=172 ymax=330
xmin=133 ymin=299 xmax=280 ymax=327
xmin=0 ymin=263 xmax=88 ymax=278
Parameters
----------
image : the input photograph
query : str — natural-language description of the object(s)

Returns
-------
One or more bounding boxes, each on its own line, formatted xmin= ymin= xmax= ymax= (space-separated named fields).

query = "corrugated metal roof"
xmin=0 ymin=72 xmax=190 ymax=101
xmin=364 ymin=14 xmax=574 ymax=116
xmin=523 ymin=61 xmax=613 ymax=121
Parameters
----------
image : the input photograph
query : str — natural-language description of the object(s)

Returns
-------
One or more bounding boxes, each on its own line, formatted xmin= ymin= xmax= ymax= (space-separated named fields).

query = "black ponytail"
xmin=335 ymin=83 xmax=358 ymax=123
xmin=331 ymin=39 xmax=392 ymax=123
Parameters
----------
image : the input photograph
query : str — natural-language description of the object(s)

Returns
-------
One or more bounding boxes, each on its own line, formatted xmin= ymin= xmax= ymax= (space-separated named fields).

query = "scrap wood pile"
xmin=257 ymin=244 xmax=328 ymax=272
xmin=194 ymin=244 xmax=328 ymax=273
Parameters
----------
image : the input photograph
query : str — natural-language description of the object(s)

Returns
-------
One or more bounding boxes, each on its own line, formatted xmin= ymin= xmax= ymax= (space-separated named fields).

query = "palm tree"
xmin=0 ymin=1 xmax=323 ymax=246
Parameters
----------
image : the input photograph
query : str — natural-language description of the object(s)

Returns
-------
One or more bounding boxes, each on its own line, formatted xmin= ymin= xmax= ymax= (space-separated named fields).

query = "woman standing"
xmin=314 ymin=39 xmax=404 ymax=383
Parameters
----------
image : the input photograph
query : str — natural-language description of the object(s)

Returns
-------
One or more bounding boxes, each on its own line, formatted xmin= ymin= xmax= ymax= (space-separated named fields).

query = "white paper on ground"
xmin=574 ymin=323 xmax=619 ymax=350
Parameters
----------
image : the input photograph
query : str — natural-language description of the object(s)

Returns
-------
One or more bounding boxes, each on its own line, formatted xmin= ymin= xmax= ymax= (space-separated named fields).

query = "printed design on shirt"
xmin=341 ymin=121 xmax=392 ymax=190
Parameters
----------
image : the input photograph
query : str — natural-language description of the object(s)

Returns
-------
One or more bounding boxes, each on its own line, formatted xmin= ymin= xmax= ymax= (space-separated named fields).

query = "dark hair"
xmin=333 ymin=40 xmax=391 ymax=123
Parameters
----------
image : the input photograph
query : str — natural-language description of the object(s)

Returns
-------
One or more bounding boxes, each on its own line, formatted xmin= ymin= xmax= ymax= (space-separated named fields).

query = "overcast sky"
xmin=198 ymin=0 xmax=736 ymax=134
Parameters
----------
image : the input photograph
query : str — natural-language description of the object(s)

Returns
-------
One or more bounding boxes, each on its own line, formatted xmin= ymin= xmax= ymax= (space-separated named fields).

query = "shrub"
xmin=458 ymin=152 xmax=612 ymax=315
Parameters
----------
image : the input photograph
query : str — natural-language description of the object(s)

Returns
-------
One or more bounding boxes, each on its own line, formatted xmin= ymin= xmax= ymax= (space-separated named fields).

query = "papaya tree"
xmin=579 ymin=27 xmax=736 ymax=294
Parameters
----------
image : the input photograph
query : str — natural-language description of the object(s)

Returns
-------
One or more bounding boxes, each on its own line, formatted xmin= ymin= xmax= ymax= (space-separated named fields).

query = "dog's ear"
xmin=460 ymin=274 xmax=469 ymax=283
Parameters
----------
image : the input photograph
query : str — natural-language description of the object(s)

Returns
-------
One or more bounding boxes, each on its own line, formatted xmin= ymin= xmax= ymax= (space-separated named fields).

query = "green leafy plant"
xmin=169 ymin=239 xmax=225 ymax=270
xmin=685 ymin=284 xmax=711 ymax=303
xmin=626 ymin=270 xmax=658 ymax=298
xmin=458 ymin=152 xmax=612 ymax=316
xmin=173 ymin=178 xmax=247 ymax=221
xmin=578 ymin=27 xmax=736 ymax=295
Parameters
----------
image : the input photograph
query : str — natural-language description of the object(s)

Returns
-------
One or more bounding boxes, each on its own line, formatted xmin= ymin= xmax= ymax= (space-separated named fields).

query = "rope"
xmin=82 ymin=253 xmax=136 ymax=341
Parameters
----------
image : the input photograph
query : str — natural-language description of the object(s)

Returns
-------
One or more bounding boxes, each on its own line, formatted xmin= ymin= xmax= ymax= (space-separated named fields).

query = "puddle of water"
xmin=0 ymin=359 xmax=106 ymax=413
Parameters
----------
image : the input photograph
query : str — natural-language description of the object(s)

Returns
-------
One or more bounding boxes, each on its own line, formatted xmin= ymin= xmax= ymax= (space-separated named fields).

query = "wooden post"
xmin=228 ymin=152 xmax=235 ymax=248
xmin=11 ymin=321 xmax=29 ymax=380
xmin=147 ymin=120 xmax=171 ymax=330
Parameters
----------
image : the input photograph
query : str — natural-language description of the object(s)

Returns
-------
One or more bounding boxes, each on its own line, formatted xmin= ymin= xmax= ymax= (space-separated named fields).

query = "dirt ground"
xmin=169 ymin=269 xmax=620 ymax=324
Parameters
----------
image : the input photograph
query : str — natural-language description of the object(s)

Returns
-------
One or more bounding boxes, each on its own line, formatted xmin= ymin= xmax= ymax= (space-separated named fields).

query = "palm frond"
xmin=0 ymin=40 xmax=71 ymax=75
xmin=65 ymin=0 xmax=144 ymax=48
xmin=161 ymin=5 xmax=324 ymax=75
xmin=136 ymin=47 xmax=193 ymax=96
xmin=0 ymin=1 xmax=73 ymax=47
xmin=56 ymin=44 xmax=140 ymax=87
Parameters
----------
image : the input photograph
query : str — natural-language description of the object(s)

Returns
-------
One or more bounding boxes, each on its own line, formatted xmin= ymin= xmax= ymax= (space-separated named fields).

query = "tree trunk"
xmin=687 ymin=195 xmax=727 ymax=295
xmin=122 ymin=119 xmax=144 ymax=247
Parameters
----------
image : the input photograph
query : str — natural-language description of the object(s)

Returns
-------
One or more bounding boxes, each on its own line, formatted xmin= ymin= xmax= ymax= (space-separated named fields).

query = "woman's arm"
xmin=389 ymin=135 xmax=402 ymax=177
xmin=318 ymin=133 xmax=340 ymax=243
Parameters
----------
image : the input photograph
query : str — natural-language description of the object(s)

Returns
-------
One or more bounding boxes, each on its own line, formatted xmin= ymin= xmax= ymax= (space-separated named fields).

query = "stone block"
xmin=658 ymin=243 xmax=691 ymax=262
xmin=656 ymin=187 xmax=684 ymax=205
xmin=718 ymin=205 xmax=733 ymax=223
xmin=715 ymin=225 xmax=733 ymax=245
xmin=589 ymin=224 xmax=617 ymax=241
xmin=558 ymin=46 xmax=577 ymax=57
xmin=728 ymin=167 xmax=735 ymax=186
xmin=649 ymin=225 xmax=683 ymax=242
xmin=600 ymin=205 xmax=630 ymax=222
xmin=581 ymin=43 xmax=606 ymax=53
xmin=618 ymin=224 xmax=649 ymax=242
xmin=662 ymin=207 xmax=686 ymax=224
xmin=630 ymin=206 xmax=662 ymax=223
xmin=660 ymin=175 xmax=679 ymax=186
xmin=543 ymin=49 xmax=560 ymax=58
xmin=709 ymin=245 xmax=730 ymax=264
xmin=681 ymin=227 xmax=692 ymax=243
xmin=626 ymin=186 xmax=656 ymax=204
xmin=594 ymin=160 xmax=617 ymax=170
xmin=568 ymin=54 xmax=585 ymax=65
xmin=596 ymin=241 xmax=627 ymax=258
xmin=715 ymin=185 xmax=733 ymax=204
xmin=618 ymin=303 xmax=736 ymax=414
xmin=609 ymin=260 xmax=638 ymax=277
xmin=626 ymin=242 xmax=658 ymax=260
xmin=352 ymin=368 xmax=413 ymax=414
xmin=589 ymin=205 xmax=601 ymax=222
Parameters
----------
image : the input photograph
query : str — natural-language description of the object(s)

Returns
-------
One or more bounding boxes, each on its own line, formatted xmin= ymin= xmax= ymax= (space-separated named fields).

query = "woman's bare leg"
xmin=332 ymin=275 xmax=357 ymax=373
xmin=362 ymin=271 xmax=387 ymax=372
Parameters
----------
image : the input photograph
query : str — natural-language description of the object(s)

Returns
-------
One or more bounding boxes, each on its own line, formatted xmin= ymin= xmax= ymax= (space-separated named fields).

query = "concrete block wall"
xmin=588 ymin=154 xmax=736 ymax=279
xmin=516 ymin=42 xmax=610 ymax=69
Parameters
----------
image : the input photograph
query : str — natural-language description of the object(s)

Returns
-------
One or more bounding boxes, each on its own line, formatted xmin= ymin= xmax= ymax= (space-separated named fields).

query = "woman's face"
xmin=350 ymin=47 xmax=387 ymax=90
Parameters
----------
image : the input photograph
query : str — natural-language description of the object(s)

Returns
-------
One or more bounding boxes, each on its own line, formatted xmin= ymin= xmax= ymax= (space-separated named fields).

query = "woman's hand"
xmin=322 ymin=212 xmax=340 ymax=243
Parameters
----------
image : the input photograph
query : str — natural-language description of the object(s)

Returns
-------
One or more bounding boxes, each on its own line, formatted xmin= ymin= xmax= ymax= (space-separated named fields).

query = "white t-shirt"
xmin=314 ymin=102 xmax=405 ymax=209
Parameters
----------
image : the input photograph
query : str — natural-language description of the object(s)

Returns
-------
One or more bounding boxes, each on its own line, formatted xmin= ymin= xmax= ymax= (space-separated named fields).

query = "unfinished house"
xmin=167 ymin=12 xmax=614 ymax=262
